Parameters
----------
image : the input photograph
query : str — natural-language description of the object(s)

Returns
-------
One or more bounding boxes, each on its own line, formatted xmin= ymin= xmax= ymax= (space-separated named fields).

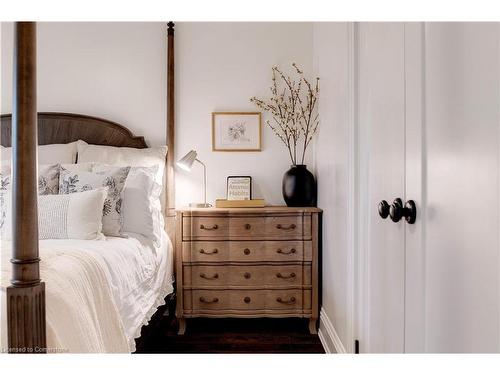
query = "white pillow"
xmin=1 ymin=188 xmax=108 ymax=240
xmin=1 ymin=141 xmax=79 ymax=164
xmin=59 ymin=166 xmax=131 ymax=237
xmin=76 ymin=140 xmax=167 ymax=185
xmin=93 ymin=164 xmax=163 ymax=243
xmin=61 ymin=162 xmax=94 ymax=173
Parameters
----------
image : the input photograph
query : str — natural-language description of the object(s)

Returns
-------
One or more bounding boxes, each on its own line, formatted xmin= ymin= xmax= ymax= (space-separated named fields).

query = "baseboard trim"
xmin=318 ymin=307 xmax=347 ymax=354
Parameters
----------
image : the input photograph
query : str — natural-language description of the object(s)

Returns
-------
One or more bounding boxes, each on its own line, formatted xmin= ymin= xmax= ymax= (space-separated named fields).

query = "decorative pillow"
xmin=76 ymin=140 xmax=167 ymax=185
xmin=1 ymin=141 xmax=79 ymax=165
xmin=1 ymin=164 xmax=60 ymax=195
xmin=1 ymin=188 xmax=108 ymax=240
xmin=38 ymin=164 xmax=60 ymax=195
xmin=59 ymin=166 xmax=130 ymax=236
xmin=93 ymin=164 xmax=163 ymax=243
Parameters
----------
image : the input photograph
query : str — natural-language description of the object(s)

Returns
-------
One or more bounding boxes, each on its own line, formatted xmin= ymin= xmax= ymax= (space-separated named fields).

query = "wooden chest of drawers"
xmin=175 ymin=206 xmax=321 ymax=335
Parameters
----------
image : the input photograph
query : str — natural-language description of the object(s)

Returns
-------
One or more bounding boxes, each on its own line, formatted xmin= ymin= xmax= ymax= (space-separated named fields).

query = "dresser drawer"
xmin=184 ymin=264 xmax=310 ymax=287
xmin=182 ymin=215 xmax=310 ymax=240
xmin=185 ymin=289 xmax=304 ymax=311
xmin=182 ymin=240 xmax=312 ymax=263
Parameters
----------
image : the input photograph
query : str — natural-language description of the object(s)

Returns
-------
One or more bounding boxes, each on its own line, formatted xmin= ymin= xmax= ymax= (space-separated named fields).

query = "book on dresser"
xmin=174 ymin=206 xmax=322 ymax=335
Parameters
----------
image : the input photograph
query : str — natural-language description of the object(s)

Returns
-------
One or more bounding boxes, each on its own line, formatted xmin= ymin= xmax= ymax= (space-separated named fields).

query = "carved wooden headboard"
xmin=0 ymin=112 xmax=147 ymax=148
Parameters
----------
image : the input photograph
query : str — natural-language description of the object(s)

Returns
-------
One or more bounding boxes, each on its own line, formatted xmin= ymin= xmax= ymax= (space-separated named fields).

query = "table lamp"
xmin=177 ymin=150 xmax=211 ymax=208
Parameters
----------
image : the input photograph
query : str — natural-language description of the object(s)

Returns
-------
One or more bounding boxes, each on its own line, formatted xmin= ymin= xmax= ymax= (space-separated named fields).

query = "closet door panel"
xmin=424 ymin=22 xmax=499 ymax=352
xmin=359 ymin=22 xmax=406 ymax=353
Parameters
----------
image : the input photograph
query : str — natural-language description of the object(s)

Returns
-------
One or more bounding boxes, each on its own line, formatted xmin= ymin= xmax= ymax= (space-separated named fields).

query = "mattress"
xmin=0 ymin=230 xmax=174 ymax=353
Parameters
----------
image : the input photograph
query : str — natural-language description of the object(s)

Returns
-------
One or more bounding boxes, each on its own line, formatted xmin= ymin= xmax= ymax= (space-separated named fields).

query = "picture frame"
xmin=227 ymin=176 xmax=252 ymax=200
xmin=212 ymin=112 xmax=262 ymax=151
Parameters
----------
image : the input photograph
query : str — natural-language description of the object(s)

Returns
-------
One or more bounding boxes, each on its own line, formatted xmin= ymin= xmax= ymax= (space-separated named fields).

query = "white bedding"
xmin=0 ymin=230 xmax=173 ymax=353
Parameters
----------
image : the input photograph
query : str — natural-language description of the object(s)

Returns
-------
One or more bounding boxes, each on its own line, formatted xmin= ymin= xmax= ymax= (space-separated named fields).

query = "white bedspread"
xmin=0 ymin=231 xmax=173 ymax=353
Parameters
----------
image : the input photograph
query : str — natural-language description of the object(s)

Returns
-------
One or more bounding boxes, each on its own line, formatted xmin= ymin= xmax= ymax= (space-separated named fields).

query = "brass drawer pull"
xmin=244 ymin=272 xmax=251 ymax=279
xmin=199 ymin=297 xmax=219 ymax=303
xmin=199 ymin=248 xmax=219 ymax=255
xmin=200 ymin=273 xmax=219 ymax=280
xmin=277 ymin=248 xmax=297 ymax=255
xmin=243 ymin=248 xmax=251 ymax=255
xmin=244 ymin=297 xmax=251 ymax=304
xmin=245 ymin=223 xmax=252 ymax=230
xmin=276 ymin=272 xmax=296 ymax=279
xmin=200 ymin=224 xmax=218 ymax=230
xmin=276 ymin=297 xmax=296 ymax=304
xmin=276 ymin=223 xmax=296 ymax=230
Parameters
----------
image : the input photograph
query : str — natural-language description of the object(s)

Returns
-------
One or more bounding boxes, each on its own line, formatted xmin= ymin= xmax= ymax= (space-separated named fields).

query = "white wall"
xmin=1 ymin=22 xmax=167 ymax=147
xmin=313 ymin=22 xmax=354 ymax=352
xmin=175 ymin=22 xmax=313 ymax=206
xmin=1 ymin=22 xmax=314 ymax=207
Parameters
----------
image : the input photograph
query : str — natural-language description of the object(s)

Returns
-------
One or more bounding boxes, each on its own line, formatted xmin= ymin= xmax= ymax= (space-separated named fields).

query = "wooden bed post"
xmin=165 ymin=21 xmax=176 ymax=240
xmin=6 ymin=22 xmax=46 ymax=353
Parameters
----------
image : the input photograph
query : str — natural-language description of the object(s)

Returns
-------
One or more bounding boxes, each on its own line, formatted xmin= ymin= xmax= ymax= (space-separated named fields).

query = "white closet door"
xmin=358 ymin=22 xmax=406 ymax=353
xmin=418 ymin=22 xmax=500 ymax=352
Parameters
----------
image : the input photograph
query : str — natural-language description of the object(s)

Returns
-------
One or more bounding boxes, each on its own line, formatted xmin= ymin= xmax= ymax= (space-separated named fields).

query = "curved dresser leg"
xmin=178 ymin=318 xmax=186 ymax=335
xmin=308 ymin=318 xmax=318 ymax=335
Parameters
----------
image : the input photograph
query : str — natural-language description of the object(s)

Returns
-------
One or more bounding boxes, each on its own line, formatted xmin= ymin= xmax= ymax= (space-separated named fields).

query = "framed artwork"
xmin=227 ymin=176 xmax=252 ymax=200
xmin=212 ymin=112 xmax=262 ymax=151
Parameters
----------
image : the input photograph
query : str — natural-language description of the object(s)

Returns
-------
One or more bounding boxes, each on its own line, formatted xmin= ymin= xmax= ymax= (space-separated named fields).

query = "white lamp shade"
xmin=177 ymin=150 xmax=197 ymax=171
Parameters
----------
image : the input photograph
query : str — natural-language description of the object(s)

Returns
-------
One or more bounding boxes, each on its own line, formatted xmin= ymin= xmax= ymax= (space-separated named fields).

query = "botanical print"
xmin=59 ymin=174 xmax=80 ymax=194
xmin=103 ymin=199 xmax=112 ymax=216
xmin=38 ymin=177 xmax=49 ymax=194
xmin=1 ymin=173 xmax=10 ymax=191
xmin=115 ymin=198 xmax=122 ymax=215
xmin=38 ymin=164 xmax=60 ymax=195
xmin=80 ymin=184 xmax=93 ymax=191
xmin=212 ymin=112 xmax=261 ymax=151
xmin=1 ymin=165 xmax=60 ymax=196
xmin=227 ymin=122 xmax=250 ymax=143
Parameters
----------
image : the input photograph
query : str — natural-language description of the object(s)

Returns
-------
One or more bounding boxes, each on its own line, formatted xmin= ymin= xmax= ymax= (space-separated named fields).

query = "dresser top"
xmin=177 ymin=206 xmax=322 ymax=214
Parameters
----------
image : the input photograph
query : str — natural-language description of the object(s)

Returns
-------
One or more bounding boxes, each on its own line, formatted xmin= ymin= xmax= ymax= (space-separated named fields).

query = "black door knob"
xmin=378 ymin=200 xmax=390 ymax=219
xmin=404 ymin=200 xmax=417 ymax=224
xmin=389 ymin=198 xmax=417 ymax=224
xmin=389 ymin=198 xmax=404 ymax=222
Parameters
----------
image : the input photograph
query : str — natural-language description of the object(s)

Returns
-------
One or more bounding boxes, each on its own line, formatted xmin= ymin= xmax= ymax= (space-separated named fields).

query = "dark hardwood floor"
xmin=135 ymin=299 xmax=325 ymax=354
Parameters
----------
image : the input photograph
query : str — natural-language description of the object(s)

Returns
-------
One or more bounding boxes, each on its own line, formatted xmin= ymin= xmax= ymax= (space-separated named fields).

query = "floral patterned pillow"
xmin=59 ymin=166 xmax=130 ymax=236
xmin=1 ymin=164 xmax=61 ymax=233
xmin=0 ymin=164 xmax=60 ymax=195
xmin=38 ymin=164 xmax=60 ymax=195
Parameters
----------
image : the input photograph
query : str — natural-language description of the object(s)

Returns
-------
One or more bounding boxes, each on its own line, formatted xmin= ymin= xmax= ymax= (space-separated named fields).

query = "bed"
xmin=0 ymin=22 xmax=176 ymax=353
xmin=1 ymin=232 xmax=173 ymax=352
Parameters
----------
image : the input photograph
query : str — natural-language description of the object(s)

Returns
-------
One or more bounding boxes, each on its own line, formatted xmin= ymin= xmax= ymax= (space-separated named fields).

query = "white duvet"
xmin=0 ymin=231 xmax=173 ymax=353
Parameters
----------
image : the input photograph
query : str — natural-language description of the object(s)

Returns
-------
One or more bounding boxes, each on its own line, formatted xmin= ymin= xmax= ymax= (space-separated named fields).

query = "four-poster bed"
xmin=1 ymin=21 xmax=176 ymax=353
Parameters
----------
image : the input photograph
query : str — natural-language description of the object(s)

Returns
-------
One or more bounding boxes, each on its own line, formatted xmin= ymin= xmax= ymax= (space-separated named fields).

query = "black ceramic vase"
xmin=282 ymin=164 xmax=317 ymax=207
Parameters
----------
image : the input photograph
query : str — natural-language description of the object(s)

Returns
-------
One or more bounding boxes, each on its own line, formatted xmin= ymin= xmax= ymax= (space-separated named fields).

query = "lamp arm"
xmin=195 ymin=158 xmax=207 ymax=205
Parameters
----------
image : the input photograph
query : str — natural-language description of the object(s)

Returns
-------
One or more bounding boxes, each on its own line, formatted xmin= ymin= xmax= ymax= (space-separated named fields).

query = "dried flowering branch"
xmin=251 ymin=63 xmax=319 ymax=165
